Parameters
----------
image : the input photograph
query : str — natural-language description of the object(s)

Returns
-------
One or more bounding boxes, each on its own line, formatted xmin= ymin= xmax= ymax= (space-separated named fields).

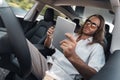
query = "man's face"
xmin=83 ymin=16 xmax=100 ymax=36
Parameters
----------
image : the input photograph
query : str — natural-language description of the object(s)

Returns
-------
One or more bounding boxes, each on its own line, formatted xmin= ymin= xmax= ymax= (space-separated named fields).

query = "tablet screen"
xmin=52 ymin=16 xmax=76 ymax=52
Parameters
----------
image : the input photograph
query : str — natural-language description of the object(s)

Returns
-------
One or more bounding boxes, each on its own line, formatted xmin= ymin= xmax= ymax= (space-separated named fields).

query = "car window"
xmin=6 ymin=0 xmax=35 ymax=18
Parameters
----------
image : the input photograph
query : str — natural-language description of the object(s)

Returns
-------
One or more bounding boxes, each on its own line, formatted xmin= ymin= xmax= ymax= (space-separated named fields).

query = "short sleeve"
xmin=88 ymin=44 xmax=105 ymax=72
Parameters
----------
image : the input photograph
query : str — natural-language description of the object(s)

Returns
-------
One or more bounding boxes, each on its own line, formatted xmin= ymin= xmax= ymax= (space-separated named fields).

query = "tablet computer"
xmin=52 ymin=16 xmax=76 ymax=52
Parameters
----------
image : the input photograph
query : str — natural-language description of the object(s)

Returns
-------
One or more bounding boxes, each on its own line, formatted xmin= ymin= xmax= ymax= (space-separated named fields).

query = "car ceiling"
xmin=35 ymin=0 xmax=115 ymax=19
xmin=34 ymin=0 xmax=119 ymax=24
xmin=37 ymin=0 xmax=112 ymax=10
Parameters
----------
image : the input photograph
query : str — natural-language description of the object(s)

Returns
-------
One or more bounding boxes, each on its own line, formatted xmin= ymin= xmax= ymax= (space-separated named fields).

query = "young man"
xmin=28 ymin=14 xmax=105 ymax=80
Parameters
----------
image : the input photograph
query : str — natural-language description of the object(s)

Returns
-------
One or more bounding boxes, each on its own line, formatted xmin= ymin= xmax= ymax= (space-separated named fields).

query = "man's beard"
xmin=82 ymin=32 xmax=94 ymax=37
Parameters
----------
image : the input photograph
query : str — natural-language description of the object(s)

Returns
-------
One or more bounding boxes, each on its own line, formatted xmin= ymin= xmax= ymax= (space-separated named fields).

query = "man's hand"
xmin=44 ymin=26 xmax=55 ymax=47
xmin=60 ymin=33 xmax=77 ymax=58
xmin=46 ymin=26 xmax=55 ymax=39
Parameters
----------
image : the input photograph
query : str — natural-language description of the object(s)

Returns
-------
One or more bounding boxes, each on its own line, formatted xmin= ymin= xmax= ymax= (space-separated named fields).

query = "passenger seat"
xmin=25 ymin=8 xmax=56 ymax=44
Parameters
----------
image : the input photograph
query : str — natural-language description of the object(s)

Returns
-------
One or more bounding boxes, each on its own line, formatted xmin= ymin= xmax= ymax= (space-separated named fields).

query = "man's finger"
xmin=60 ymin=39 xmax=72 ymax=45
xmin=65 ymin=33 xmax=76 ymax=43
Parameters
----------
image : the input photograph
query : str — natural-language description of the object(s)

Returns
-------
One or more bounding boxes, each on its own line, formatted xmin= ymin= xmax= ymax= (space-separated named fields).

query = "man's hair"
xmin=78 ymin=14 xmax=105 ymax=46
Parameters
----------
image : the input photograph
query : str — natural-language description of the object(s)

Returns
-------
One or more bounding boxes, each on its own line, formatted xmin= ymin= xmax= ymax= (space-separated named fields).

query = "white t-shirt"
xmin=47 ymin=34 xmax=105 ymax=80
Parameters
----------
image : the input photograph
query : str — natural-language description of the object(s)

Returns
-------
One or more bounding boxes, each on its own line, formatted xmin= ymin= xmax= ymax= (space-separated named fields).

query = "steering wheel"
xmin=0 ymin=0 xmax=31 ymax=78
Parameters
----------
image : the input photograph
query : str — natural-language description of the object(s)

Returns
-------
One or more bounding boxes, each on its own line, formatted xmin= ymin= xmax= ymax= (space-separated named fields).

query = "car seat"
xmin=72 ymin=18 xmax=81 ymax=33
xmin=104 ymin=24 xmax=112 ymax=61
xmin=25 ymin=8 xmax=56 ymax=44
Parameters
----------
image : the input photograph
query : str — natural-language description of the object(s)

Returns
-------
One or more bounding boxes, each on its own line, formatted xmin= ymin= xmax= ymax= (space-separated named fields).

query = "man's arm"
xmin=44 ymin=27 xmax=54 ymax=48
xmin=44 ymin=36 xmax=52 ymax=47
xmin=60 ymin=33 xmax=97 ymax=80
xmin=67 ymin=53 xmax=97 ymax=80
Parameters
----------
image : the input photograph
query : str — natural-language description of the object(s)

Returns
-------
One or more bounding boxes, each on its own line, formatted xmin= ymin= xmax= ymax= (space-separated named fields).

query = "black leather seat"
xmin=104 ymin=24 xmax=112 ymax=61
xmin=26 ymin=8 xmax=56 ymax=44
xmin=72 ymin=18 xmax=81 ymax=33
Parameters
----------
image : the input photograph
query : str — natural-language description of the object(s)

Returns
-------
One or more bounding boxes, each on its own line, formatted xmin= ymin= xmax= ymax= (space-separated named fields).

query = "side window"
xmin=6 ymin=0 xmax=35 ymax=18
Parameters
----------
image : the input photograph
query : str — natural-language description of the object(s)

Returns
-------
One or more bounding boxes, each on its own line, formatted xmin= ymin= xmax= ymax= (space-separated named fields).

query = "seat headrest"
xmin=105 ymin=24 xmax=110 ymax=32
xmin=73 ymin=19 xmax=80 ymax=25
xmin=44 ymin=8 xmax=54 ymax=22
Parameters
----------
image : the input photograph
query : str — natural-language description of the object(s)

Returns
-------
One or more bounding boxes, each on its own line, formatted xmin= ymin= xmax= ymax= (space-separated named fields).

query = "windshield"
xmin=0 ymin=0 xmax=9 ymax=7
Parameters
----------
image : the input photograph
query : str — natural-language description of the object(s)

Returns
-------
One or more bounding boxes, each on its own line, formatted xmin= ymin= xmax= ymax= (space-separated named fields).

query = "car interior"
xmin=25 ymin=8 xmax=56 ymax=44
xmin=0 ymin=0 xmax=120 ymax=80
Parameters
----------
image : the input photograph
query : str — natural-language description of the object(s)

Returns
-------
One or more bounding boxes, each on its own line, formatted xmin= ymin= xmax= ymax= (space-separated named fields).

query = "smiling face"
xmin=82 ymin=16 xmax=100 ymax=36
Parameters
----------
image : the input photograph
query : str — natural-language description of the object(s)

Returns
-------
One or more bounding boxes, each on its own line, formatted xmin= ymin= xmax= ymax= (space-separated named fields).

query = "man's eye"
xmin=92 ymin=24 xmax=96 ymax=27
xmin=92 ymin=23 xmax=97 ymax=26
